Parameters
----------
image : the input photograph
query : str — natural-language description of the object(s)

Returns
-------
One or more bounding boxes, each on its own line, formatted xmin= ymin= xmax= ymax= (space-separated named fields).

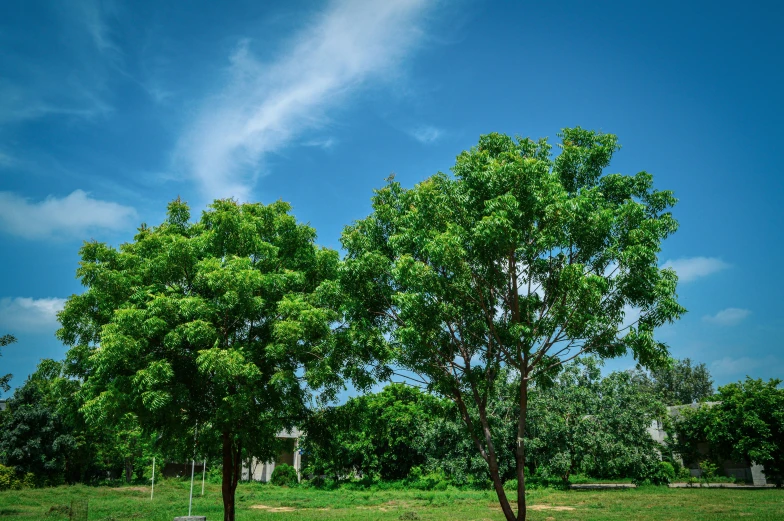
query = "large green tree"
xmin=58 ymin=199 xmax=375 ymax=521
xmin=340 ymin=128 xmax=684 ymax=520
xmin=0 ymin=359 xmax=77 ymax=485
xmin=631 ymin=357 xmax=714 ymax=405
xmin=674 ymin=378 xmax=784 ymax=486
xmin=303 ymin=382 xmax=446 ymax=480
xmin=526 ymin=359 xmax=666 ymax=484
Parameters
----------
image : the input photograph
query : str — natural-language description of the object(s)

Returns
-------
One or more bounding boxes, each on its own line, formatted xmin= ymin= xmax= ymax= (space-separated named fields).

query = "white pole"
xmin=201 ymin=459 xmax=206 ymax=496
xmin=188 ymin=459 xmax=195 ymax=516
xmin=150 ymin=457 xmax=155 ymax=500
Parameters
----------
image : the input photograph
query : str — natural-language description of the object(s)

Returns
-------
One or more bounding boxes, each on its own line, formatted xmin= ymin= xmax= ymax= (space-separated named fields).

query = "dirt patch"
xmin=529 ymin=505 xmax=576 ymax=512
xmin=250 ymin=505 xmax=296 ymax=512
xmin=111 ymin=487 xmax=149 ymax=492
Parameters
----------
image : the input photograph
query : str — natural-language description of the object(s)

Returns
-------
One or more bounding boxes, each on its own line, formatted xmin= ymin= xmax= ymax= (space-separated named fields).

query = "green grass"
xmin=0 ymin=480 xmax=781 ymax=520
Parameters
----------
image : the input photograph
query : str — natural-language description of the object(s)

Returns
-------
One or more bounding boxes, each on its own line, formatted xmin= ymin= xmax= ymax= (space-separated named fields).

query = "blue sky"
xmin=1 ymin=0 xmax=782 ymax=396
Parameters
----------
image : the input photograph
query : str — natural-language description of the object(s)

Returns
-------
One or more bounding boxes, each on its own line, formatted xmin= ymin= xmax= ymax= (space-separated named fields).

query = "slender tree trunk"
xmin=124 ymin=457 xmax=133 ymax=484
xmin=516 ymin=377 xmax=528 ymax=521
xmin=221 ymin=431 xmax=242 ymax=521
xmin=478 ymin=402 xmax=517 ymax=521
xmin=488 ymin=459 xmax=516 ymax=521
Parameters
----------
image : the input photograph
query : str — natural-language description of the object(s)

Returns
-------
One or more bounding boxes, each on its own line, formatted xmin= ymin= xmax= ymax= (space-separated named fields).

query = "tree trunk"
xmin=221 ymin=431 xmax=242 ymax=521
xmin=516 ymin=377 xmax=529 ymax=521
xmin=488 ymin=461 xmax=516 ymax=521
xmin=477 ymin=401 xmax=517 ymax=521
xmin=124 ymin=457 xmax=133 ymax=484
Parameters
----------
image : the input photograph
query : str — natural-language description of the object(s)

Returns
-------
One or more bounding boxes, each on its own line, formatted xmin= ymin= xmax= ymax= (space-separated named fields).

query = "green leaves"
xmin=57 ymin=198 xmax=349 ymax=464
xmin=341 ymin=128 xmax=685 ymax=520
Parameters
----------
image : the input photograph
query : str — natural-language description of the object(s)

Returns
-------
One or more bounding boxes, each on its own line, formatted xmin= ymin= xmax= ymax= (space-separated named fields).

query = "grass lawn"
xmin=0 ymin=480 xmax=781 ymax=520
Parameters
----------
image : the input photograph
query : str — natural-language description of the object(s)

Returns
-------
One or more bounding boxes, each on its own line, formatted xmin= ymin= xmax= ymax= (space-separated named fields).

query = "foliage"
xmin=657 ymin=462 xmax=675 ymax=484
xmin=699 ymin=460 xmax=719 ymax=484
xmin=0 ymin=360 xmax=78 ymax=486
xmin=340 ymin=128 xmax=684 ymax=520
xmin=674 ymin=377 xmax=784 ymax=486
xmin=303 ymin=383 xmax=448 ymax=480
xmin=525 ymin=359 xmax=667 ymax=484
xmin=57 ymin=198 xmax=381 ymax=520
xmin=0 ymin=463 xmax=35 ymax=490
xmin=631 ymin=358 xmax=714 ymax=405
xmin=270 ymin=463 xmax=298 ymax=486
xmin=0 ymin=334 xmax=15 ymax=395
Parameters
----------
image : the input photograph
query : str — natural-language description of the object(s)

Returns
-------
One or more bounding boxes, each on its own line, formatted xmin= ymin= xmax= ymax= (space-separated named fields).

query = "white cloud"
xmin=0 ymin=190 xmax=137 ymax=239
xmin=0 ymin=297 xmax=66 ymax=333
xmin=410 ymin=125 xmax=443 ymax=144
xmin=175 ymin=0 xmax=430 ymax=200
xmin=661 ymin=256 xmax=730 ymax=283
xmin=709 ymin=355 xmax=781 ymax=379
xmin=302 ymin=137 xmax=338 ymax=150
xmin=703 ymin=307 xmax=751 ymax=326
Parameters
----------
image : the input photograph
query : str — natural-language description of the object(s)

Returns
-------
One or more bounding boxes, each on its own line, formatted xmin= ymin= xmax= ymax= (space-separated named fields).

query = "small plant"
xmin=271 ymin=464 xmax=298 ymax=487
xmin=677 ymin=466 xmax=692 ymax=481
xmin=399 ymin=512 xmax=419 ymax=520
xmin=699 ymin=460 xmax=719 ymax=485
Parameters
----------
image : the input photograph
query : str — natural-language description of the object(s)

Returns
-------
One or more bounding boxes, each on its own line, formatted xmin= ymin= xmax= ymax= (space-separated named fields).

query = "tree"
xmin=57 ymin=199 xmax=376 ymax=521
xmin=340 ymin=128 xmax=684 ymax=520
xmin=526 ymin=359 xmax=666 ymax=484
xmin=303 ymin=383 xmax=446 ymax=480
xmin=632 ymin=357 xmax=714 ymax=405
xmin=0 ymin=334 xmax=15 ymax=395
xmin=0 ymin=359 xmax=77 ymax=485
xmin=674 ymin=378 xmax=784 ymax=486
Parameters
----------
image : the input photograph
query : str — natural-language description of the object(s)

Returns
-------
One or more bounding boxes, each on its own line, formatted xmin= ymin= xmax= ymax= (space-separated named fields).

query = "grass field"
xmin=0 ymin=480 xmax=781 ymax=520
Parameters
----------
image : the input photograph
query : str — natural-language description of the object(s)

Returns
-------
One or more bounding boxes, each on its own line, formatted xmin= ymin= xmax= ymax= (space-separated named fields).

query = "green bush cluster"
xmin=271 ymin=464 xmax=298 ymax=487
xmin=0 ymin=464 xmax=35 ymax=490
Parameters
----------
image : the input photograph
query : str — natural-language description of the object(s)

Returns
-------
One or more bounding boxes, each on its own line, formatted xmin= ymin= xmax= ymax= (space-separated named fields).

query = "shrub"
xmin=271 ymin=464 xmax=298 ymax=487
xmin=503 ymin=478 xmax=518 ymax=492
xmin=0 ymin=464 xmax=32 ymax=491
xmin=657 ymin=462 xmax=675 ymax=484
xmin=699 ymin=460 xmax=719 ymax=484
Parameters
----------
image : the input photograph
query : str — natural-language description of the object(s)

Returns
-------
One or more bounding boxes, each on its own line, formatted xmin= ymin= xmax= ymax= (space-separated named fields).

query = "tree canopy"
xmin=57 ymin=198 xmax=379 ymax=521
xmin=632 ymin=357 xmax=714 ymax=405
xmin=340 ymin=128 xmax=684 ymax=520
xmin=674 ymin=377 xmax=784 ymax=486
xmin=0 ymin=334 xmax=15 ymax=395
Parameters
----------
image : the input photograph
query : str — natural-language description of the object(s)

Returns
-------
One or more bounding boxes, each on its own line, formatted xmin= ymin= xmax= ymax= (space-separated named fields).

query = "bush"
xmin=271 ymin=464 xmax=298 ymax=487
xmin=0 ymin=464 xmax=33 ymax=491
xmin=657 ymin=462 xmax=675 ymax=484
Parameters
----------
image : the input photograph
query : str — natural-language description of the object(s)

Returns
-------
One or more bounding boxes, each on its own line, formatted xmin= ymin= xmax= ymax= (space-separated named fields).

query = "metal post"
xmin=188 ymin=459 xmax=195 ymax=516
xmin=201 ymin=459 xmax=206 ymax=496
xmin=150 ymin=457 xmax=155 ymax=500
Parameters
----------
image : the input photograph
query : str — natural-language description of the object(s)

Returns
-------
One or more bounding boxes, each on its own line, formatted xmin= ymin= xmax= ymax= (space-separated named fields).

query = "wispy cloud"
xmin=75 ymin=0 xmax=121 ymax=58
xmin=703 ymin=307 xmax=751 ymax=326
xmin=0 ymin=297 xmax=66 ymax=333
xmin=303 ymin=137 xmax=338 ymax=150
xmin=409 ymin=125 xmax=443 ymax=144
xmin=661 ymin=256 xmax=730 ymax=283
xmin=176 ymin=0 xmax=431 ymax=200
xmin=0 ymin=190 xmax=137 ymax=240
xmin=709 ymin=355 xmax=782 ymax=379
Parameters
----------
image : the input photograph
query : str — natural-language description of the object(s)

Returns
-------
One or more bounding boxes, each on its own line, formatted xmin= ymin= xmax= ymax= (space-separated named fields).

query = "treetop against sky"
xmin=1 ymin=0 xmax=782 ymax=392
